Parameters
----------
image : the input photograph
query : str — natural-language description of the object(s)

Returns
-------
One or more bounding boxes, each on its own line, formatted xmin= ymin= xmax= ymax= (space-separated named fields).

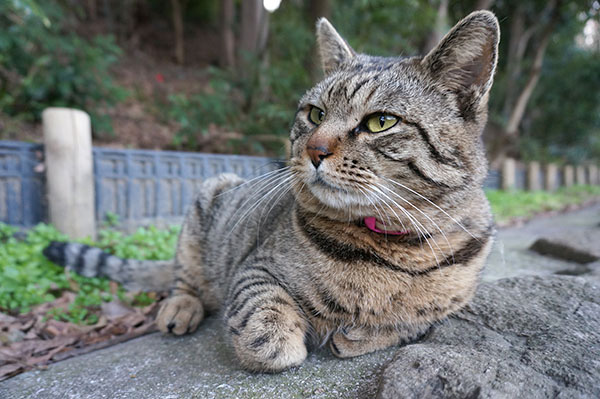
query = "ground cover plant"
xmin=486 ymin=185 xmax=600 ymax=223
xmin=0 ymin=222 xmax=179 ymax=380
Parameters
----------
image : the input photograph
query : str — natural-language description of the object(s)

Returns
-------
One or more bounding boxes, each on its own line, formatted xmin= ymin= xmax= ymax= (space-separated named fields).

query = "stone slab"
xmin=0 ymin=316 xmax=396 ymax=399
xmin=378 ymin=275 xmax=600 ymax=398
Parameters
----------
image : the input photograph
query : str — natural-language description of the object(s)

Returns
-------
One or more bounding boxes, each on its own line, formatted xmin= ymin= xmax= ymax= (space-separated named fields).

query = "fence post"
xmin=544 ymin=163 xmax=558 ymax=192
xmin=501 ymin=158 xmax=516 ymax=190
xmin=43 ymin=108 xmax=96 ymax=239
xmin=527 ymin=161 xmax=541 ymax=191
xmin=575 ymin=165 xmax=587 ymax=185
xmin=563 ymin=165 xmax=574 ymax=187
xmin=588 ymin=165 xmax=599 ymax=185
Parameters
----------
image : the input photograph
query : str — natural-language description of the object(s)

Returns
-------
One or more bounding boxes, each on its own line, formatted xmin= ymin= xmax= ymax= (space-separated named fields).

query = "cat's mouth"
xmin=306 ymin=171 xmax=371 ymax=209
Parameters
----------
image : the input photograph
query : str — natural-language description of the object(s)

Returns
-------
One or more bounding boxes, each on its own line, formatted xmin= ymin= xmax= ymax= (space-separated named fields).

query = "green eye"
xmin=365 ymin=114 xmax=399 ymax=133
xmin=309 ymin=106 xmax=325 ymax=125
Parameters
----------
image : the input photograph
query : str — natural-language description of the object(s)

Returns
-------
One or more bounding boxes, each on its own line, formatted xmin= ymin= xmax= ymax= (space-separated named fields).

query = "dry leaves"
xmin=0 ymin=292 xmax=164 ymax=381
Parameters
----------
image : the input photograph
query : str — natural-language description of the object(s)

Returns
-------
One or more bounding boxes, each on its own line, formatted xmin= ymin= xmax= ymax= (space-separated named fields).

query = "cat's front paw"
xmin=157 ymin=294 xmax=204 ymax=335
xmin=230 ymin=306 xmax=307 ymax=372
xmin=329 ymin=328 xmax=372 ymax=358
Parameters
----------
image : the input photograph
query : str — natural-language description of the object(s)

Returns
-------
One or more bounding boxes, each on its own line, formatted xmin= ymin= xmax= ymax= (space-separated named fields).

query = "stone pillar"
xmin=575 ymin=165 xmax=587 ymax=185
xmin=501 ymin=158 xmax=516 ymax=191
xmin=43 ymin=108 xmax=96 ymax=239
xmin=588 ymin=165 xmax=599 ymax=185
xmin=527 ymin=161 xmax=541 ymax=191
xmin=563 ymin=165 xmax=574 ymax=187
xmin=544 ymin=163 xmax=558 ymax=192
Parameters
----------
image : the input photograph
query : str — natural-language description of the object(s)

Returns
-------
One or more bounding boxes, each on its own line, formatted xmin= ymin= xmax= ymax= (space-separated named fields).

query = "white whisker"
xmin=383 ymin=177 xmax=477 ymax=240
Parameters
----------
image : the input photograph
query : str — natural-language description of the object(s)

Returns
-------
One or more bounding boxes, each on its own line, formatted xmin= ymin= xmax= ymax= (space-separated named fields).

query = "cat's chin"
xmin=306 ymin=183 xmax=371 ymax=210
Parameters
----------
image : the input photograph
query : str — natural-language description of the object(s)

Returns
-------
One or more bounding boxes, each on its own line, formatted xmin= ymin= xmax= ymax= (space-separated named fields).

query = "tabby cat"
xmin=44 ymin=11 xmax=499 ymax=372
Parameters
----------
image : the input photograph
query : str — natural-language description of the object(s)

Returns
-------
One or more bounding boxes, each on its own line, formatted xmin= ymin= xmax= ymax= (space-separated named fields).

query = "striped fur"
xmin=44 ymin=11 xmax=499 ymax=372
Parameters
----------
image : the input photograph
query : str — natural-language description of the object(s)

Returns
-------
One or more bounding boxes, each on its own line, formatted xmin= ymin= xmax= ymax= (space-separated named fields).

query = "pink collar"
xmin=364 ymin=217 xmax=409 ymax=236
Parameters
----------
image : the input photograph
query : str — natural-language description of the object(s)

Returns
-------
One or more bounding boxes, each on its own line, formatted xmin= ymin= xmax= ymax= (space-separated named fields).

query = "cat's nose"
xmin=306 ymin=135 xmax=337 ymax=169
xmin=307 ymin=145 xmax=333 ymax=169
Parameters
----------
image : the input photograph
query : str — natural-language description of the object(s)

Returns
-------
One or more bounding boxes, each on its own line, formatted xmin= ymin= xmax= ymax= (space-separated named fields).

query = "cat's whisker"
xmin=227 ymin=170 xmax=291 ymax=224
xmin=257 ymin=176 xmax=299 ymax=241
xmin=368 ymin=187 xmax=442 ymax=269
xmin=374 ymin=182 xmax=454 ymax=263
xmin=356 ymin=187 xmax=392 ymax=234
xmin=226 ymin=175 xmax=294 ymax=238
xmin=216 ymin=166 xmax=290 ymax=198
xmin=383 ymin=177 xmax=477 ymax=241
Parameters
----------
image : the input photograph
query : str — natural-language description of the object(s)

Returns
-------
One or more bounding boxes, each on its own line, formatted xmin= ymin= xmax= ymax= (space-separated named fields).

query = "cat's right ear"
xmin=316 ymin=18 xmax=355 ymax=75
xmin=421 ymin=11 xmax=499 ymax=117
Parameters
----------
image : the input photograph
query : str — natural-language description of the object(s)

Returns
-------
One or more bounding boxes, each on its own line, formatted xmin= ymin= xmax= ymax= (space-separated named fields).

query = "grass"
xmin=1 ymin=184 xmax=599 ymax=325
xmin=0 ymin=222 xmax=179 ymax=324
xmin=485 ymin=185 xmax=600 ymax=223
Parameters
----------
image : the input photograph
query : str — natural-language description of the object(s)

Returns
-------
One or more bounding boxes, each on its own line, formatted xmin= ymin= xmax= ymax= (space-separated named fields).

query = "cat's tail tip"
xmin=43 ymin=241 xmax=69 ymax=267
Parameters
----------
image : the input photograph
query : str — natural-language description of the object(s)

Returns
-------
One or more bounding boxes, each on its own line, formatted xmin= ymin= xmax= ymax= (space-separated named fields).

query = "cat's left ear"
xmin=422 ymin=11 xmax=500 ymax=117
xmin=316 ymin=18 xmax=355 ymax=75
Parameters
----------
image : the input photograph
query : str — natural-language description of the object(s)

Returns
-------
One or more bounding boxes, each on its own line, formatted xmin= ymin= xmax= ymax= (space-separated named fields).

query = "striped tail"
xmin=43 ymin=241 xmax=175 ymax=292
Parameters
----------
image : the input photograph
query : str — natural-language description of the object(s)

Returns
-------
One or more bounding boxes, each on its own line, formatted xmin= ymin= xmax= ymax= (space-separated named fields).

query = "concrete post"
xmin=43 ymin=108 xmax=96 ymax=239
xmin=527 ymin=161 xmax=541 ymax=191
xmin=563 ymin=165 xmax=574 ymax=187
xmin=544 ymin=163 xmax=558 ymax=192
xmin=501 ymin=158 xmax=516 ymax=190
xmin=575 ymin=165 xmax=587 ymax=185
xmin=588 ymin=165 xmax=599 ymax=185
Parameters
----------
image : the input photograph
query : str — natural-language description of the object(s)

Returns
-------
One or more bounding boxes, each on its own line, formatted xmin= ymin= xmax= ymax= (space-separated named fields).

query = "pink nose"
xmin=306 ymin=133 xmax=338 ymax=169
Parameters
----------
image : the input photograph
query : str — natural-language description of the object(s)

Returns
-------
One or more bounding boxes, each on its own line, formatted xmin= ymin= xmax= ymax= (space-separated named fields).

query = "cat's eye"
xmin=308 ymin=106 xmax=325 ymax=125
xmin=365 ymin=114 xmax=399 ymax=133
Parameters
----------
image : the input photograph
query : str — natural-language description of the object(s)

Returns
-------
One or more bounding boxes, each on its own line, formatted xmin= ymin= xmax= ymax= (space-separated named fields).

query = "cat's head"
xmin=289 ymin=11 xmax=499 ymax=225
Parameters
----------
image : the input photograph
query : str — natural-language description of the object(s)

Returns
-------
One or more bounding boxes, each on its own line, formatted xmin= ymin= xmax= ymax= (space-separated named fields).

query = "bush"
xmin=0 ymin=0 xmax=127 ymax=136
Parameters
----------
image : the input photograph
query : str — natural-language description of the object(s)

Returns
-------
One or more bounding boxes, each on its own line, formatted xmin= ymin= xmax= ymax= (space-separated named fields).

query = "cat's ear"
xmin=422 ymin=11 xmax=499 ymax=116
xmin=316 ymin=18 xmax=355 ymax=75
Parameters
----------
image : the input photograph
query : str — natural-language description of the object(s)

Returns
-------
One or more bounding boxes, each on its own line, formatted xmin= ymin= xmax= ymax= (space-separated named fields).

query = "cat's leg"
xmin=225 ymin=266 xmax=308 ymax=372
xmin=329 ymin=324 xmax=429 ymax=358
xmin=156 ymin=210 xmax=207 ymax=335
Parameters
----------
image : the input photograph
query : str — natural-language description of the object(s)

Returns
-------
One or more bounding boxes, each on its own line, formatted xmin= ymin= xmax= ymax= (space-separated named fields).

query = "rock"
xmin=529 ymin=230 xmax=600 ymax=264
xmin=377 ymin=275 xmax=600 ymax=399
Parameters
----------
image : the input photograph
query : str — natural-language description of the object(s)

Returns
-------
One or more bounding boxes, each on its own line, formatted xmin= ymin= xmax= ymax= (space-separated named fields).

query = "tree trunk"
xmin=422 ymin=0 xmax=448 ymax=54
xmin=219 ymin=0 xmax=236 ymax=69
xmin=308 ymin=0 xmax=332 ymax=80
xmin=505 ymin=4 xmax=560 ymax=136
xmin=87 ymin=0 xmax=97 ymax=21
xmin=474 ymin=0 xmax=495 ymax=10
xmin=171 ymin=0 xmax=185 ymax=64
xmin=239 ymin=0 xmax=268 ymax=58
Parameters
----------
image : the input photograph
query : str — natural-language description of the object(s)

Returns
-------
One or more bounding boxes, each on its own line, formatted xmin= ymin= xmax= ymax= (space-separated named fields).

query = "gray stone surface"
xmin=378 ymin=275 xmax=600 ymax=399
xmin=529 ymin=230 xmax=600 ymax=264
xmin=0 ymin=316 xmax=396 ymax=399
xmin=2 ymin=204 xmax=600 ymax=398
xmin=483 ymin=203 xmax=600 ymax=281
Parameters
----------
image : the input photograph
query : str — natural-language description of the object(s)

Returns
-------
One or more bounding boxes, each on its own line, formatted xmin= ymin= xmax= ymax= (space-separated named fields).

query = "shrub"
xmin=0 ymin=0 xmax=127 ymax=136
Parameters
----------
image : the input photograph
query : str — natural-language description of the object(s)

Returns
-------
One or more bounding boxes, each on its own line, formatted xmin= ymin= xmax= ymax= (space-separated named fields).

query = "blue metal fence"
xmin=0 ymin=140 xmax=517 ymax=228
xmin=0 ymin=141 xmax=284 ymax=228
xmin=0 ymin=141 xmax=46 ymax=227
xmin=92 ymin=147 xmax=284 ymax=227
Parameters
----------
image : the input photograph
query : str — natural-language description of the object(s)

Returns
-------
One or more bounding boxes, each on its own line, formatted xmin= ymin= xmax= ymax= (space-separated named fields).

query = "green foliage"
xmin=0 ymin=0 xmax=127 ymax=136
xmin=522 ymin=48 xmax=600 ymax=163
xmin=486 ymin=185 xmax=600 ymax=222
xmin=0 ymin=222 xmax=179 ymax=324
xmin=168 ymin=71 xmax=239 ymax=148
xmin=333 ymin=0 xmax=436 ymax=56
